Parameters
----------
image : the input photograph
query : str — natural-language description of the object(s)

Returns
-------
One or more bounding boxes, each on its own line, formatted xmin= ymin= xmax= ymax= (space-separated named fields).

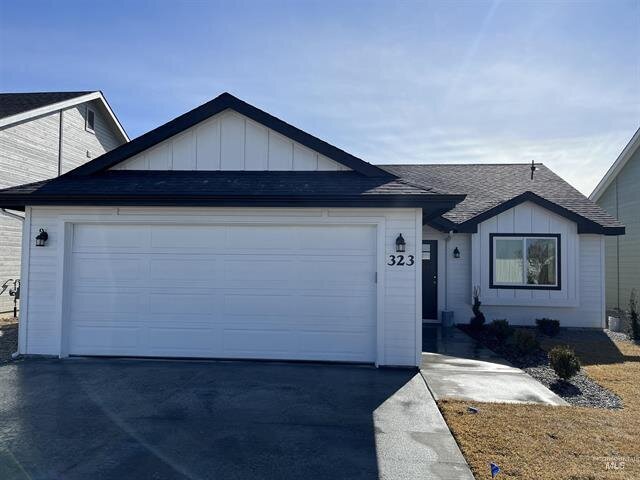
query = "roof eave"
xmin=590 ymin=126 xmax=640 ymax=202
xmin=0 ymin=92 xmax=129 ymax=143
xmin=437 ymin=191 xmax=625 ymax=236
xmin=0 ymin=193 xmax=465 ymax=210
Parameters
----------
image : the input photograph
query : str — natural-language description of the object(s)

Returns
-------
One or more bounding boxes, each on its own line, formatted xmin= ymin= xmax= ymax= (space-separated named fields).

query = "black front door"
xmin=422 ymin=240 xmax=438 ymax=320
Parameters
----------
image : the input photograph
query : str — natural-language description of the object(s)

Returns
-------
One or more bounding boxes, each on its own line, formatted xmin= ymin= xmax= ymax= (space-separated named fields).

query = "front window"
xmin=491 ymin=234 xmax=559 ymax=289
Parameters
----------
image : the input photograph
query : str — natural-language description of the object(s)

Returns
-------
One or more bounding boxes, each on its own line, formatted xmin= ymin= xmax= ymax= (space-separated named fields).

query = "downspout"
xmin=57 ymin=109 xmax=64 ymax=176
xmin=444 ymin=230 xmax=453 ymax=312
xmin=0 ymin=209 xmax=24 ymax=359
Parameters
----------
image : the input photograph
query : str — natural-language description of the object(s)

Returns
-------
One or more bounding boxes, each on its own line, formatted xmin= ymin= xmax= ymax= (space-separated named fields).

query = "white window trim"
xmin=490 ymin=234 xmax=560 ymax=289
xmin=85 ymin=106 xmax=96 ymax=134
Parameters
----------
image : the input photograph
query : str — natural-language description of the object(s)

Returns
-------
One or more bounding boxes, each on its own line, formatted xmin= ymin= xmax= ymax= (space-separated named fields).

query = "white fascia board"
xmin=0 ymin=92 xmax=130 ymax=142
xmin=590 ymin=127 xmax=640 ymax=201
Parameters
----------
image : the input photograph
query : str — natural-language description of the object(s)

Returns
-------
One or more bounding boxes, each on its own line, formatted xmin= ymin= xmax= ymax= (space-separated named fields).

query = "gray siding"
xmin=0 ymin=102 xmax=124 ymax=312
xmin=597 ymin=147 xmax=640 ymax=311
xmin=60 ymin=100 xmax=122 ymax=173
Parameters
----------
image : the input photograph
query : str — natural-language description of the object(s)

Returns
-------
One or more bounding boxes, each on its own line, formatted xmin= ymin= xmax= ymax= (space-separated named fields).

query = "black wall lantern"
xmin=395 ymin=234 xmax=406 ymax=253
xmin=453 ymin=247 xmax=460 ymax=259
xmin=35 ymin=228 xmax=48 ymax=247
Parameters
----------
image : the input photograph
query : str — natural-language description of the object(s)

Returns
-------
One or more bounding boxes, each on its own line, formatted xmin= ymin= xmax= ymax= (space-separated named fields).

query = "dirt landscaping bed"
xmin=0 ymin=317 xmax=18 ymax=364
xmin=459 ymin=324 xmax=622 ymax=408
xmin=439 ymin=332 xmax=640 ymax=479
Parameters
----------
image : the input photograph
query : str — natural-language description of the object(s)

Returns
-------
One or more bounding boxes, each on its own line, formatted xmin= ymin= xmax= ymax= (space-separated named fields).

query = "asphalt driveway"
xmin=0 ymin=358 xmax=472 ymax=480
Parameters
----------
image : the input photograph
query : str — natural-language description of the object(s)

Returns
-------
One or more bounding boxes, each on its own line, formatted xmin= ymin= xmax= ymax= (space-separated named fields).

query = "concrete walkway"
xmin=421 ymin=326 xmax=568 ymax=406
xmin=374 ymin=374 xmax=475 ymax=479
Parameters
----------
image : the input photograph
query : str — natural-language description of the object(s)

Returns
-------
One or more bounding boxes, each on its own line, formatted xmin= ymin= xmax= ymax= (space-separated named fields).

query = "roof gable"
xmin=68 ymin=92 xmax=390 ymax=178
xmin=590 ymin=127 xmax=640 ymax=201
xmin=111 ymin=109 xmax=351 ymax=172
xmin=0 ymin=91 xmax=128 ymax=142
xmin=382 ymin=163 xmax=624 ymax=235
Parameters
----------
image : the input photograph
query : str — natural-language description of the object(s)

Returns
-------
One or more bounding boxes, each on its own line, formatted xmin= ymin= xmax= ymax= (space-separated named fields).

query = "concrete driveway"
xmin=0 ymin=358 xmax=472 ymax=480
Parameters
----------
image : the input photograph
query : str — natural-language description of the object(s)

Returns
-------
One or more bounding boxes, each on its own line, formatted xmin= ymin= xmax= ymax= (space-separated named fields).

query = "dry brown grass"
xmin=439 ymin=336 xmax=640 ymax=479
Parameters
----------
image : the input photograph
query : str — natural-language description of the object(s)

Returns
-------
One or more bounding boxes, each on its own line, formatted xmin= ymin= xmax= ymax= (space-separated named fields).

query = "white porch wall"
xmin=21 ymin=206 xmax=422 ymax=366
xmin=425 ymin=201 xmax=606 ymax=328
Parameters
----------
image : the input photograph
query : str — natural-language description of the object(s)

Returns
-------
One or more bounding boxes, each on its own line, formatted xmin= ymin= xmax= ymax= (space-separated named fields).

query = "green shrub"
xmin=469 ymin=286 xmax=486 ymax=330
xmin=512 ymin=329 xmax=539 ymax=354
xmin=536 ymin=318 xmax=560 ymax=336
xmin=488 ymin=319 xmax=513 ymax=342
xmin=548 ymin=345 xmax=581 ymax=380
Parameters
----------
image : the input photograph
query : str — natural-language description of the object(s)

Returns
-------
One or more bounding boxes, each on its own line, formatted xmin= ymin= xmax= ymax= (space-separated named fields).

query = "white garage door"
xmin=67 ymin=223 xmax=377 ymax=362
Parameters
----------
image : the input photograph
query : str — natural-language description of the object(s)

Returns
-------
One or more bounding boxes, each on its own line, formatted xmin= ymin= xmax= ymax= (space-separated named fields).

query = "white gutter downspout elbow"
xmin=1 ymin=209 xmax=25 ymax=222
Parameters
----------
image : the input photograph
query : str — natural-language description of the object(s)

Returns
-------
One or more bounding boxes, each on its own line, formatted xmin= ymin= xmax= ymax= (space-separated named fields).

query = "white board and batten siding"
xmin=438 ymin=201 xmax=605 ymax=328
xmin=112 ymin=110 xmax=351 ymax=172
xmin=20 ymin=206 xmax=422 ymax=367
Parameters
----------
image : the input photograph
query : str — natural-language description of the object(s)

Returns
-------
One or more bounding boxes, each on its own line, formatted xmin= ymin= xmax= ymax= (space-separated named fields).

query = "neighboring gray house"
xmin=590 ymin=127 xmax=640 ymax=313
xmin=0 ymin=91 xmax=128 ymax=313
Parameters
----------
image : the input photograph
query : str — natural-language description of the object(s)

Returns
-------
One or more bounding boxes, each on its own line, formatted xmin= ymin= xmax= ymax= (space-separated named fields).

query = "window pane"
xmin=495 ymin=239 xmax=524 ymax=284
xmin=526 ymin=238 xmax=556 ymax=285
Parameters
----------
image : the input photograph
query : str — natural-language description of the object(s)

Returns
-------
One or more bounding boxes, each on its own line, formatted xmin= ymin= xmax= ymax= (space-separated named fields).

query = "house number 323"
xmin=387 ymin=255 xmax=415 ymax=266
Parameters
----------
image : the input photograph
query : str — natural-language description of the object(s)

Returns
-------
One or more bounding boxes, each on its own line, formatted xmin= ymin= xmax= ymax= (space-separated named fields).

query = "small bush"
xmin=469 ymin=286 xmax=486 ymax=330
xmin=536 ymin=318 xmax=560 ymax=336
xmin=488 ymin=319 xmax=513 ymax=342
xmin=512 ymin=329 xmax=539 ymax=354
xmin=548 ymin=345 xmax=581 ymax=380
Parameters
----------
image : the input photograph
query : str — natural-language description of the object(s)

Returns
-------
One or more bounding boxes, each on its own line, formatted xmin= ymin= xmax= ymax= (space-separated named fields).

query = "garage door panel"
xmin=149 ymin=258 xmax=218 ymax=283
xmin=149 ymin=293 xmax=215 ymax=315
xmin=223 ymin=294 xmax=293 ymax=316
xmin=223 ymin=259 xmax=297 ymax=287
xmin=68 ymin=223 xmax=377 ymax=362
xmin=70 ymin=326 xmax=141 ymax=352
xmin=71 ymin=292 xmax=141 ymax=314
xmin=151 ymin=225 xmax=226 ymax=249
xmin=227 ymin=226 xmax=293 ymax=250
xmin=148 ymin=327 xmax=221 ymax=353
xmin=71 ymin=256 xmax=142 ymax=283
xmin=298 ymin=331 xmax=372 ymax=355
xmin=73 ymin=224 xmax=149 ymax=251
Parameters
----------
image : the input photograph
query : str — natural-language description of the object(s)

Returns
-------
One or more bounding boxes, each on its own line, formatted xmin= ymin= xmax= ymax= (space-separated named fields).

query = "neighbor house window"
xmin=85 ymin=107 xmax=95 ymax=133
xmin=489 ymin=234 xmax=560 ymax=289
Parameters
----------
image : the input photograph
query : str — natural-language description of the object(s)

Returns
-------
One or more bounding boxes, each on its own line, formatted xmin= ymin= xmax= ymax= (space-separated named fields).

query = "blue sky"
xmin=1 ymin=0 xmax=638 ymax=194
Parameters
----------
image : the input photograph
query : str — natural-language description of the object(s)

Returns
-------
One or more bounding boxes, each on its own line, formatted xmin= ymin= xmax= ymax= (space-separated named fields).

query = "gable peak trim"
xmin=66 ymin=92 xmax=391 ymax=178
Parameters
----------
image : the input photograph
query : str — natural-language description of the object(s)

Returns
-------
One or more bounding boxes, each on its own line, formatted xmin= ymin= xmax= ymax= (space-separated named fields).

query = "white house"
xmin=0 ymin=93 xmax=624 ymax=367
xmin=0 ymin=91 xmax=128 ymax=313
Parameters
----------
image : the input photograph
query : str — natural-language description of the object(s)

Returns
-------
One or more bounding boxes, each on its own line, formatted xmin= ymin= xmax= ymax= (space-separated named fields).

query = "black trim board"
xmin=0 ymin=195 xmax=463 ymax=211
xmin=489 ymin=233 xmax=562 ymax=291
xmin=445 ymin=192 xmax=625 ymax=236
xmin=66 ymin=93 xmax=391 ymax=178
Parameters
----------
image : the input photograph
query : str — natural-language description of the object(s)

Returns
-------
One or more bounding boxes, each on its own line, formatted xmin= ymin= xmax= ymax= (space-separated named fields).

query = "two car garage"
xmin=66 ymin=222 xmax=378 ymax=362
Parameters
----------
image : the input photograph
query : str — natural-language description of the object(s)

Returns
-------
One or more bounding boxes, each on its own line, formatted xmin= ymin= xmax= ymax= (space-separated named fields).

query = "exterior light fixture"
xmin=395 ymin=234 xmax=406 ymax=253
xmin=453 ymin=247 xmax=460 ymax=259
xmin=35 ymin=228 xmax=48 ymax=247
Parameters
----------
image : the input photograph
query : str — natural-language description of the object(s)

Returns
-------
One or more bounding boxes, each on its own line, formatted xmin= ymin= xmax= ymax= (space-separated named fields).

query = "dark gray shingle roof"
xmin=381 ymin=163 xmax=624 ymax=232
xmin=0 ymin=91 xmax=94 ymax=119
xmin=0 ymin=171 xmax=463 ymax=210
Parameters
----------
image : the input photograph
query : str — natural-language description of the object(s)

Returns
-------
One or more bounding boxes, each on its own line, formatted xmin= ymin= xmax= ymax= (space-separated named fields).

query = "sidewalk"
xmin=421 ymin=326 xmax=567 ymax=406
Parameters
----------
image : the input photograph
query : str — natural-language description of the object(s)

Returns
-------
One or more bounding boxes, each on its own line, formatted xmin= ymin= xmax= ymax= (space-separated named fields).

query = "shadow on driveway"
xmin=0 ymin=358 xmax=418 ymax=480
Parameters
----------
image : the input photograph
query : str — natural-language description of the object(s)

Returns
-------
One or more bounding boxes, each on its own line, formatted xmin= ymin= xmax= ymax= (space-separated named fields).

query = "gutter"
xmin=0 ymin=208 xmax=24 ymax=222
